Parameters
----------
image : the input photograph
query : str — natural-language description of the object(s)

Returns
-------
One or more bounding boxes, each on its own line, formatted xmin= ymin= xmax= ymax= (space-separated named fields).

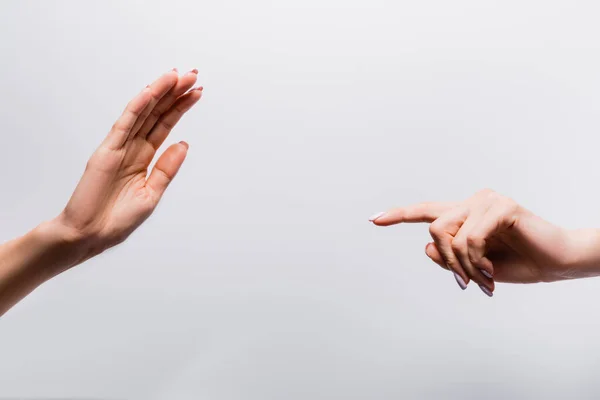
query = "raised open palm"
xmin=58 ymin=69 xmax=203 ymax=258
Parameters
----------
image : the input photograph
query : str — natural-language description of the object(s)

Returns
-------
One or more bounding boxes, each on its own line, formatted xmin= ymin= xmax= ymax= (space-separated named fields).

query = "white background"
xmin=1 ymin=0 xmax=600 ymax=399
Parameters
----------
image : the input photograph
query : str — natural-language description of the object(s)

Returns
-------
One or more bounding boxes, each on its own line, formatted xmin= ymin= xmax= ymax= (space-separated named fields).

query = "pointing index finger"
xmin=371 ymin=202 xmax=458 ymax=226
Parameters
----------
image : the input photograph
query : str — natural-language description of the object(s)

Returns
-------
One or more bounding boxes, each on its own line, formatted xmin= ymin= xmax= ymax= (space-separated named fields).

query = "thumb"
xmin=146 ymin=141 xmax=189 ymax=200
xmin=425 ymin=242 xmax=448 ymax=270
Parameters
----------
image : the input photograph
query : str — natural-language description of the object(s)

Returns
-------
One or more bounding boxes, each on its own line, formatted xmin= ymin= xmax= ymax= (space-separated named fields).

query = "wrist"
xmin=35 ymin=215 xmax=103 ymax=277
xmin=558 ymin=228 xmax=600 ymax=280
xmin=512 ymin=209 xmax=592 ymax=282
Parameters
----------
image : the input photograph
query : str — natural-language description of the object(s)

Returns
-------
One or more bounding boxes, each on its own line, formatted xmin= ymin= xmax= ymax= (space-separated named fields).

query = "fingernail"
xmin=172 ymin=68 xmax=178 ymax=72
xmin=196 ymin=86 xmax=204 ymax=91
xmin=179 ymin=141 xmax=189 ymax=150
xmin=480 ymin=269 xmax=493 ymax=279
xmin=453 ymin=272 xmax=467 ymax=290
xmin=190 ymin=68 xmax=198 ymax=75
xmin=479 ymin=285 xmax=493 ymax=297
xmin=369 ymin=212 xmax=385 ymax=222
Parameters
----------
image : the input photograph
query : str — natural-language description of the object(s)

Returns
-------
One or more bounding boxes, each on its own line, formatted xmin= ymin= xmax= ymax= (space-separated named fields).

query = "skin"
xmin=2 ymin=73 xmax=599 ymax=314
xmin=370 ymin=189 xmax=600 ymax=297
xmin=0 ymin=68 xmax=202 ymax=316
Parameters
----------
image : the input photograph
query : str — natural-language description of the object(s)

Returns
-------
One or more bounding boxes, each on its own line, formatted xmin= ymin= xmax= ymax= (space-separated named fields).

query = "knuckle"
xmin=446 ymin=260 xmax=466 ymax=277
xmin=156 ymin=167 xmax=173 ymax=184
xmin=139 ymin=106 xmax=153 ymax=120
xmin=466 ymin=234 xmax=483 ymax=248
xmin=150 ymin=108 xmax=163 ymax=119
xmin=466 ymin=236 xmax=485 ymax=262
xmin=473 ymin=188 xmax=499 ymax=203
xmin=429 ymin=221 xmax=445 ymax=238
xmin=124 ymin=99 xmax=136 ymax=112
xmin=476 ymin=188 xmax=495 ymax=197
xmin=502 ymin=197 xmax=519 ymax=212
xmin=444 ymin=258 xmax=457 ymax=269
xmin=160 ymin=118 xmax=175 ymax=131
xmin=499 ymin=197 xmax=520 ymax=225
xmin=148 ymin=89 xmax=160 ymax=102
xmin=451 ymin=238 xmax=467 ymax=255
xmin=111 ymin=121 xmax=125 ymax=133
xmin=468 ymin=252 xmax=480 ymax=266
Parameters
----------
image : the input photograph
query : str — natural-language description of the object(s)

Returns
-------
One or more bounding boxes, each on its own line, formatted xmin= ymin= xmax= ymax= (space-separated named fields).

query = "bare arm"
xmin=0 ymin=68 xmax=203 ymax=316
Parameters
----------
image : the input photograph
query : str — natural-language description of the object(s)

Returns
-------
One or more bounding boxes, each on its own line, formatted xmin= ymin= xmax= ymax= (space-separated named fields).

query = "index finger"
xmin=104 ymin=70 xmax=178 ymax=150
xmin=370 ymin=202 xmax=458 ymax=226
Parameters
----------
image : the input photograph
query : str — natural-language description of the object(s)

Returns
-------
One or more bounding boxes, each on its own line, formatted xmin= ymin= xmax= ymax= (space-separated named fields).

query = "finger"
xmin=371 ymin=202 xmax=458 ymax=226
xmin=467 ymin=197 xmax=519 ymax=272
xmin=454 ymin=219 xmax=496 ymax=296
xmin=103 ymin=87 xmax=153 ymax=149
xmin=428 ymin=206 xmax=471 ymax=290
xmin=446 ymin=189 xmax=500 ymax=295
xmin=475 ymin=257 xmax=494 ymax=278
xmin=428 ymin=241 xmax=493 ymax=279
xmin=425 ymin=242 xmax=446 ymax=269
xmin=146 ymin=141 xmax=189 ymax=200
xmin=127 ymin=70 xmax=179 ymax=142
xmin=138 ymin=69 xmax=199 ymax=139
xmin=454 ymin=198 xmax=518 ymax=298
xmin=428 ymin=242 xmax=495 ymax=296
xmin=452 ymin=209 xmax=490 ymax=285
xmin=147 ymin=87 xmax=203 ymax=150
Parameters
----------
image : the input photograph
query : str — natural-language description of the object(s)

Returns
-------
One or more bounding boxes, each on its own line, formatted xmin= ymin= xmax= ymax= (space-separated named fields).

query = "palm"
xmin=103 ymin=141 xmax=157 ymax=232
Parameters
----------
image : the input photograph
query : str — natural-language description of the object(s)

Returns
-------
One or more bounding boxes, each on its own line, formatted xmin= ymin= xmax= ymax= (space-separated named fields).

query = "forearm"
xmin=0 ymin=218 xmax=89 ymax=316
xmin=507 ymin=209 xmax=600 ymax=282
xmin=559 ymin=228 xmax=600 ymax=280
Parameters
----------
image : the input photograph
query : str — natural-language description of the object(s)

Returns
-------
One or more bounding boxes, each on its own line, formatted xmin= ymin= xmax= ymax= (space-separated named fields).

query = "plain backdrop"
xmin=1 ymin=0 xmax=600 ymax=399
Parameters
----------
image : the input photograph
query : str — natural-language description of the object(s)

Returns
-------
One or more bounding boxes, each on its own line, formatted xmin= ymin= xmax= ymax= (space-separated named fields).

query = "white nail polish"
xmin=481 ymin=269 xmax=493 ymax=279
xmin=479 ymin=285 xmax=493 ymax=297
xmin=453 ymin=272 xmax=467 ymax=290
xmin=369 ymin=212 xmax=385 ymax=222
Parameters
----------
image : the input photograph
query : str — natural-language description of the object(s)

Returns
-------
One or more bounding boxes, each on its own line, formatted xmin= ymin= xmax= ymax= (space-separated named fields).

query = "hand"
xmin=370 ymin=189 xmax=579 ymax=296
xmin=0 ymin=69 xmax=203 ymax=315
xmin=55 ymin=68 xmax=203 ymax=265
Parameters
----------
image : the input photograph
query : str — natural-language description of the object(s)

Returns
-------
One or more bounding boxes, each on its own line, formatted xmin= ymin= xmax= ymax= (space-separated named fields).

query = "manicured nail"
xmin=172 ymin=68 xmax=178 ymax=72
xmin=480 ymin=269 xmax=493 ymax=279
xmin=196 ymin=86 xmax=203 ymax=91
xmin=453 ymin=272 xmax=467 ymax=290
xmin=369 ymin=212 xmax=385 ymax=222
xmin=190 ymin=68 xmax=198 ymax=75
xmin=179 ymin=141 xmax=189 ymax=150
xmin=479 ymin=285 xmax=493 ymax=297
